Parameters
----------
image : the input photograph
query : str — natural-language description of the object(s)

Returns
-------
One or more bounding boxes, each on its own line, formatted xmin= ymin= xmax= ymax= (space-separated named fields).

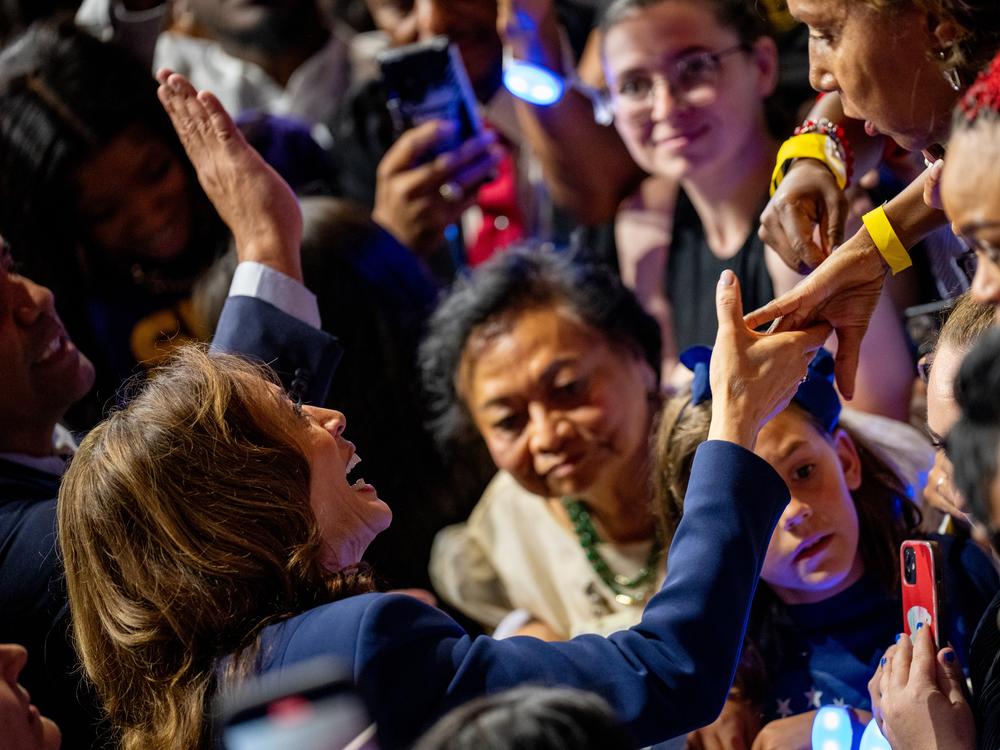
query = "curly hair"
xmin=418 ymin=245 xmax=661 ymax=453
xmin=0 ymin=21 xmax=222 ymax=293
xmin=58 ymin=346 xmax=373 ymax=750
xmin=862 ymin=0 xmax=1000 ymax=80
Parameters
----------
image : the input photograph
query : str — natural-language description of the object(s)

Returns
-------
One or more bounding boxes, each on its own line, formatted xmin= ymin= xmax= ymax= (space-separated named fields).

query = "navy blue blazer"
xmin=0 ymin=294 xmax=342 ymax=748
xmin=254 ymin=441 xmax=790 ymax=749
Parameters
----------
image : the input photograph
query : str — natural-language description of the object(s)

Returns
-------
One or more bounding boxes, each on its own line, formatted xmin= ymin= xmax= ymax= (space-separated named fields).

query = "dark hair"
xmin=954 ymin=50 xmax=1000 ymax=130
xmin=865 ymin=0 xmax=1000 ymax=81
xmin=599 ymin=0 xmax=795 ymax=137
xmin=411 ymin=686 xmax=632 ymax=750
xmin=949 ymin=327 xmax=1000 ymax=527
xmin=601 ymin=0 xmax=771 ymax=45
xmin=0 ymin=21 xmax=217 ymax=291
xmin=419 ymin=245 xmax=662 ymax=451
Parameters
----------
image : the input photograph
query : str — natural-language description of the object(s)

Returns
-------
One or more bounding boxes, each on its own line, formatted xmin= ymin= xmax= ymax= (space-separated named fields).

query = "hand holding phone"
xmin=378 ymin=37 xmax=483 ymax=157
xmin=900 ymin=540 xmax=943 ymax=648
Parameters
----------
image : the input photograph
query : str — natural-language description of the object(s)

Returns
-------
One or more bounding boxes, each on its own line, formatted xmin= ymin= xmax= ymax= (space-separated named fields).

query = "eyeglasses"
xmin=917 ymin=354 xmax=934 ymax=385
xmin=608 ymin=44 xmax=749 ymax=112
xmin=955 ymin=224 xmax=1000 ymax=283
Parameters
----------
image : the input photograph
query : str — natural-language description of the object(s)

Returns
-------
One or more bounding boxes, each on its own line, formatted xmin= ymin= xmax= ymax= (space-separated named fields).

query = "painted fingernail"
xmin=916 ymin=622 xmax=924 ymax=630
xmin=895 ymin=633 xmax=902 ymax=642
xmin=944 ymin=650 xmax=956 ymax=663
xmin=881 ymin=657 xmax=887 ymax=667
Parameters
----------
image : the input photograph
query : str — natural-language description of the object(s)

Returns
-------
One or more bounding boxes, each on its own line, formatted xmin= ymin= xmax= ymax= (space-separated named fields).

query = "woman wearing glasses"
xmin=602 ymin=0 xmax=913 ymax=418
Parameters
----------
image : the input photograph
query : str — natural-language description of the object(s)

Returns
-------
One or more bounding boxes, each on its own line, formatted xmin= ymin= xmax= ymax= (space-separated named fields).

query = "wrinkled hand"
xmin=924 ymin=452 xmax=968 ymax=521
xmin=759 ymin=159 xmax=848 ymax=273
xmin=372 ymin=121 xmax=501 ymax=258
xmin=744 ymin=231 xmax=887 ymax=400
xmin=708 ymin=271 xmax=831 ymax=449
xmin=870 ymin=627 xmax=975 ymax=750
xmin=686 ymin=695 xmax=760 ymax=750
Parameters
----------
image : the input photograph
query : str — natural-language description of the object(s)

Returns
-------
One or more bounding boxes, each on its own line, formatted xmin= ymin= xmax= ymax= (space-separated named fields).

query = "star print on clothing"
xmin=833 ymin=698 xmax=846 ymax=707
xmin=776 ymin=698 xmax=793 ymax=718
xmin=805 ymin=687 xmax=823 ymax=708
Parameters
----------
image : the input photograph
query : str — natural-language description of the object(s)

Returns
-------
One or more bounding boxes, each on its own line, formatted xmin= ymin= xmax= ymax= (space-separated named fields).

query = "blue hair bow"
xmin=679 ymin=346 xmax=841 ymax=433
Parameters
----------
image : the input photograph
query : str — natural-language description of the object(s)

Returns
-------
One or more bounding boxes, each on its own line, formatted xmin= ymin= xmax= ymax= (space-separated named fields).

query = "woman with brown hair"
xmin=654 ymin=347 xmax=996 ymax=748
xmin=57 ymin=72 xmax=832 ymax=748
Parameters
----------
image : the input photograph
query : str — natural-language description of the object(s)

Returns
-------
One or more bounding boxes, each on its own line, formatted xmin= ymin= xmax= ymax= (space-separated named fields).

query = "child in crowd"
xmin=656 ymin=347 xmax=997 ymax=748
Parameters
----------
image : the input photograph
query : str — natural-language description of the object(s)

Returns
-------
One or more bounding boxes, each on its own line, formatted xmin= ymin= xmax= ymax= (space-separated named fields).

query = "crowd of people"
xmin=2 ymin=0 xmax=1000 ymax=749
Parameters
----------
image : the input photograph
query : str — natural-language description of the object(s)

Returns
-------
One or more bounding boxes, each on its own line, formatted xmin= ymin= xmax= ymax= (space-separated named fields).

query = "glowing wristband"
xmin=862 ymin=204 xmax=912 ymax=275
xmin=770 ymin=133 xmax=848 ymax=195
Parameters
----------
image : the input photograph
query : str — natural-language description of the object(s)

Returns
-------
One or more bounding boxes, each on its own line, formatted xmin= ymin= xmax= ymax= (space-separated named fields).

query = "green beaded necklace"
xmin=562 ymin=498 xmax=663 ymax=607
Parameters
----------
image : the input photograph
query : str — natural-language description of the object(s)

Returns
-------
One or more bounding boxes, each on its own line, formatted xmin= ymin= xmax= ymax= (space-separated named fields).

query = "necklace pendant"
xmin=615 ymin=593 xmax=641 ymax=607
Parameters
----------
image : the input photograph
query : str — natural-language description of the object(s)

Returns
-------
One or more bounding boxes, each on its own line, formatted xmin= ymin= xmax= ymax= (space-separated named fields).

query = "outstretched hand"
xmin=708 ymin=270 xmax=831 ymax=450
xmin=155 ymin=69 xmax=304 ymax=281
xmin=743 ymin=232 xmax=886 ymax=400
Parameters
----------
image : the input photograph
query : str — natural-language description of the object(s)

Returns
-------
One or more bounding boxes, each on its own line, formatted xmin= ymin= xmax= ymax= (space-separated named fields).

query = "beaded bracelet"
xmin=862 ymin=204 xmax=912 ymax=275
xmin=770 ymin=117 xmax=854 ymax=196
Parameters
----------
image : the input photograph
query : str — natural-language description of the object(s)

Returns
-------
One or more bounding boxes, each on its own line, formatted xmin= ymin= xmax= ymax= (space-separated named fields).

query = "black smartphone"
xmin=216 ymin=657 xmax=376 ymax=750
xmin=377 ymin=36 xmax=483 ymax=156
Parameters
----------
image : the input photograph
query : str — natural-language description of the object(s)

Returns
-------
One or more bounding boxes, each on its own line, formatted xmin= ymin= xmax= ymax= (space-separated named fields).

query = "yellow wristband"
xmin=770 ymin=133 xmax=848 ymax=196
xmin=862 ymin=205 xmax=912 ymax=275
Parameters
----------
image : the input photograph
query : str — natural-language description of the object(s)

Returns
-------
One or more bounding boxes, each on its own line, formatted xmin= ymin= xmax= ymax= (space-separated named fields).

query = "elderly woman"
xmin=746 ymin=0 xmax=1000 ymax=396
xmin=57 ymin=70 xmax=833 ymax=750
xmin=421 ymin=248 xmax=667 ymax=639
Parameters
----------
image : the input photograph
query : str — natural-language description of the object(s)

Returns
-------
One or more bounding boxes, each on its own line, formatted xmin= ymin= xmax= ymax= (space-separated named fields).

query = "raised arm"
xmin=298 ymin=274 xmax=831 ymax=747
xmin=156 ymin=70 xmax=342 ymax=404
xmin=497 ymin=0 xmax=644 ymax=223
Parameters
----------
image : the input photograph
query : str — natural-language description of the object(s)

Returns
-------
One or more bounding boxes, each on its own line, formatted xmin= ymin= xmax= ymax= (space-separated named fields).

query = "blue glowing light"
xmin=811 ymin=706 xmax=854 ymax=750
xmin=859 ymin=719 xmax=892 ymax=750
xmin=503 ymin=59 xmax=565 ymax=106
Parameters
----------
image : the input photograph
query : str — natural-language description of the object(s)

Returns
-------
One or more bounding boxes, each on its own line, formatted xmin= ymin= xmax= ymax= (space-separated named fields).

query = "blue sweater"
xmin=253 ymin=441 xmax=790 ymax=749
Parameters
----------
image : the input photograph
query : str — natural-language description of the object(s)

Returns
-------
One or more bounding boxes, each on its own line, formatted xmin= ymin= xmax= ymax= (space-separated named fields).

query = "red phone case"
xmin=900 ymin=540 xmax=941 ymax=647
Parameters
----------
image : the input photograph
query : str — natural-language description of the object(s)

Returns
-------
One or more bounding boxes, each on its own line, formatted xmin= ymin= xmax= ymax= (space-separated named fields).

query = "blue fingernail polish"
xmin=895 ymin=633 xmax=902 ymax=642
xmin=945 ymin=651 xmax=956 ymax=663
xmin=881 ymin=657 xmax=887 ymax=667
xmin=917 ymin=622 xmax=924 ymax=630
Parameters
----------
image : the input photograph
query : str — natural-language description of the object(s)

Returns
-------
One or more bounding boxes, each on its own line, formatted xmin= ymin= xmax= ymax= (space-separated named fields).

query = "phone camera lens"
xmin=904 ymin=547 xmax=917 ymax=584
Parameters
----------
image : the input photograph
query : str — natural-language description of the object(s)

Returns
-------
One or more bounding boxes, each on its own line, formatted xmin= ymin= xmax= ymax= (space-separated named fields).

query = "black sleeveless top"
xmin=666 ymin=190 xmax=775 ymax=351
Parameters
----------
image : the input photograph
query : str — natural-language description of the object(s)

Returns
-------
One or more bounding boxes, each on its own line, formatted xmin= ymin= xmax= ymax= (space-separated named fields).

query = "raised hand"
xmin=743 ymin=232 xmax=887 ymax=401
xmin=708 ymin=270 xmax=832 ymax=450
xmin=155 ymin=69 xmax=303 ymax=281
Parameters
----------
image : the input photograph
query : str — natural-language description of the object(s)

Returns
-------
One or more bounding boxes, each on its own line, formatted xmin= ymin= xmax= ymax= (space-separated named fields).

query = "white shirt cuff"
xmin=228 ymin=261 xmax=321 ymax=329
